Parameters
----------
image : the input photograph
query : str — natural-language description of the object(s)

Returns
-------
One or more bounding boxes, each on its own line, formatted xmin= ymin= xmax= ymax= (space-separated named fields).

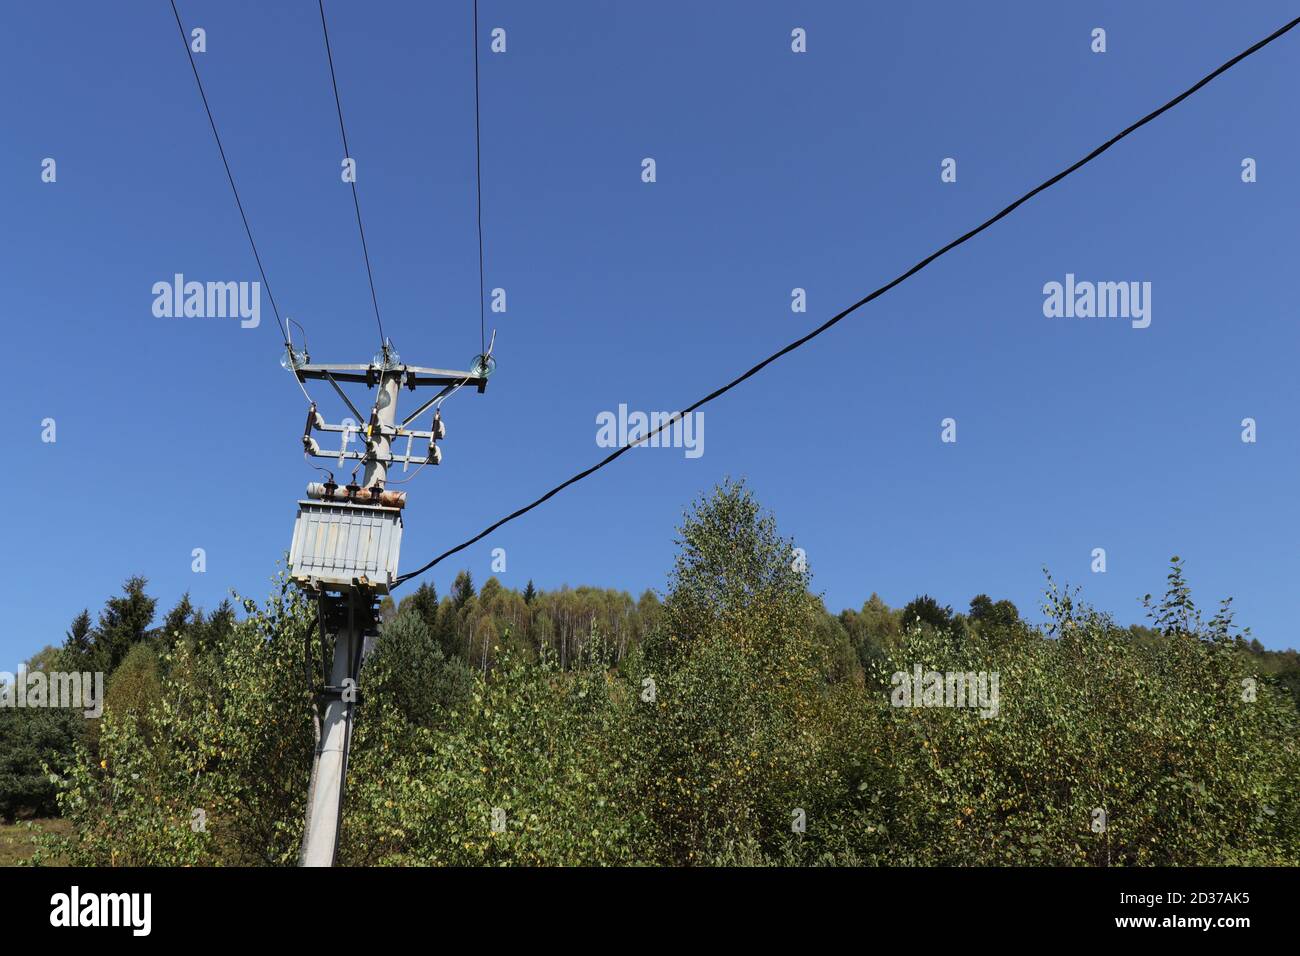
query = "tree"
xmin=480 ymin=576 xmax=503 ymax=606
xmin=405 ymin=582 xmax=439 ymax=632
xmin=900 ymin=594 xmax=956 ymax=634
xmin=24 ymin=645 xmax=63 ymax=674
xmin=634 ymin=479 xmax=852 ymax=862
xmin=653 ymin=478 xmax=809 ymax=660
xmin=855 ymin=572 xmax=1300 ymax=866
xmin=364 ymin=608 xmax=472 ymax=726
xmin=62 ymin=610 xmax=95 ymax=672
xmin=43 ymin=575 xmax=318 ymax=865
xmin=451 ymin=571 xmax=476 ymax=611
xmin=103 ymin=642 xmax=163 ymax=735
xmin=161 ymin=593 xmax=196 ymax=648
xmin=1145 ymin=555 xmax=1197 ymax=637
xmin=0 ymin=704 xmax=83 ymax=819
xmin=93 ymin=577 xmax=157 ymax=673
xmin=840 ymin=592 xmax=900 ymax=676
xmin=191 ymin=599 xmax=236 ymax=657
xmin=968 ymin=594 xmax=1020 ymax=632
xmin=523 ymin=580 xmax=537 ymax=605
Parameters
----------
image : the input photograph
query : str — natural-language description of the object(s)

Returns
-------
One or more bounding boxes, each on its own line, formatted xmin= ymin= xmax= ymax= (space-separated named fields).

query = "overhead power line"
xmin=393 ymin=14 xmax=1300 ymax=589
xmin=168 ymin=0 xmax=291 ymax=349
xmin=318 ymin=0 xmax=388 ymax=350
xmin=472 ymin=0 xmax=487 ymax=356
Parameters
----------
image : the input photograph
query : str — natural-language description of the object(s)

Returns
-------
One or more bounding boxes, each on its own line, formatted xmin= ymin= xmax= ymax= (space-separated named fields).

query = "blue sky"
xmin=4 ymin=0 xmax=1298 ymax=664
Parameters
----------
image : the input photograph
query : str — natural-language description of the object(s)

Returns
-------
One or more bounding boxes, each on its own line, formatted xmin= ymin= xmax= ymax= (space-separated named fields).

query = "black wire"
xmin=472 ymin=0 xmax=487 ymax=356
xmin=318 ymin=0 xmax=388 ymax=351
xmin=168 ymin=0 xmax=291 ymax=348
xmin=391 ymin=14 xmax=1300 ymax=587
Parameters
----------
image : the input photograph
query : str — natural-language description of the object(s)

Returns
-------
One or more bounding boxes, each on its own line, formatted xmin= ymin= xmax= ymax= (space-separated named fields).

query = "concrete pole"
xmin=300 ymin=593 xmax=362 ymax=867
xmin=300 ymin=623 xmax=359 ymax=867
xmin=300 ymin=366 xmax=399 ymax=867
xmin=363 ymin=368 xmax=400 ymax=488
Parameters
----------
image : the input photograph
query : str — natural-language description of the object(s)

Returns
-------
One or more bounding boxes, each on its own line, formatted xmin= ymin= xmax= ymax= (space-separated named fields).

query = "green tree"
xmin=404 ymin=582 xmax=439 ymax=633
xmin=900 ymin=594 xmax=956 ymax=634
xmin=364 ymin=608 xmax=472 ymax=727
xmin=0 ymin=706 xmax=83 ymax=819
xmin=632 ymin=479 xmax=852 ymax=863
xmin=41 ymin=576 xmax=316 ymax=866
xmin=451 ymin=571 xmax=476 ymax=611
xmin=61 ymin=610 xmax=95 ymax=672
xmin=93 ymin=577 xmax=157 ymax=674
xmin=0 ymin=648 xmax=85 ymax=820
xmin=160 ymin=593 xmax=195 ymax=649
xmin=103 ymin=642 xmax=163 ymax=734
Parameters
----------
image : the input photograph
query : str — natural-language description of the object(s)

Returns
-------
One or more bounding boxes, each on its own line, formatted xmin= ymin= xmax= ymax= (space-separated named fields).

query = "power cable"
xmin=318 ymin=0 xmax=388 ymax=350
xmin=168 ymin=0 xmax=291 ymax=349
xmin=392 ymin=14 xmax=1300 ymax=589
xmin=472 ymin=0 xmax=487 ymax=356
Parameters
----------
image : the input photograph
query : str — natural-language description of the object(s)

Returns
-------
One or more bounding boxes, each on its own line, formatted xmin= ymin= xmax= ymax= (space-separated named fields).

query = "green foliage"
xmin=451 ymin=570 xmax=476 ymax=610
xmin=840 ymin=592 xmax=902 ymax=677
xmin=364 ymin=608 xmax=473 ymax=727
xmin=24 ymin=488 xmax=1300 ymax=867
xmin=160 ymin=594 xmax=196 ymax=649
xmin=900 ymin=594 xmax=968 ymax=642
xmin=0 ymin=648 xmax=86 ymax=821
xmin=92 ymin=577 xmax=157 ymax=674
xmin=344 ymin=640 xmax=648 ymax=865
xmin=969 ymin=594 xmax=1021 ymax=632
xmin=0 ymin=707 xmax=82 ymax=820
xmin=626 ymin=480 xmax=855 ymax=863
xmin=39 ymin=575 xmax=316 ymax=865
xmin=104 ymin=642 xmax=163 ymax=729
xmin=61 ymin=611 xmax=94 ymax=671
xmin=405 ymin=582 xmax=439 ymax=632
xmin=834 ymin=576 xmax=1300 ymax=865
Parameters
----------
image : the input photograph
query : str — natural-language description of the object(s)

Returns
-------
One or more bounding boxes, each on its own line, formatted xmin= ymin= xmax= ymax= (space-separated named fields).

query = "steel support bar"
xmin=321 ymin=370 xmax=367 ymax=424
xmin=399 ymin=383 xmax=457 ymax=429
xmin=315 ymin=421 xmax=438 ymax=441
xmin=307 ymin=448 xmax=436 ymax=466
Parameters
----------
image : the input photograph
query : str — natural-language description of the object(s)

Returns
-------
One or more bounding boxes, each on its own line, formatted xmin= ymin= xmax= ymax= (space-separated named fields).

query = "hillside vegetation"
xmin=6 ymin=481 xmax=1298 ymax=865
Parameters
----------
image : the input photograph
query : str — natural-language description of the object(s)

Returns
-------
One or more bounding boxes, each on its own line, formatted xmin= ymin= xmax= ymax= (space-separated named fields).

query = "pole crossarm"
xmin=294 ymin=363 xmax=489 ymax=393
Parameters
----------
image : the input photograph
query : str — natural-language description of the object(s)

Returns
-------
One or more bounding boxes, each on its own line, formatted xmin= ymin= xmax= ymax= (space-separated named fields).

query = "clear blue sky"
xmin=4 ymin=0 xmax=1298 ymax=665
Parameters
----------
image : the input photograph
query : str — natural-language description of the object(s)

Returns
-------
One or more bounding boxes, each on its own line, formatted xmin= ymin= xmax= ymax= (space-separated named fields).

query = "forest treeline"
xmin=387 ymin=569 xmax=1300 ymax=701
xmin=2 ymin=480 xmax=1299 ymax=865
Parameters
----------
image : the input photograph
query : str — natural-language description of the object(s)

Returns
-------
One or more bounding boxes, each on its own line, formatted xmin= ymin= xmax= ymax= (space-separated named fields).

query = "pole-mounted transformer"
xmin=286 ymin=342 xmax=493 ymax=866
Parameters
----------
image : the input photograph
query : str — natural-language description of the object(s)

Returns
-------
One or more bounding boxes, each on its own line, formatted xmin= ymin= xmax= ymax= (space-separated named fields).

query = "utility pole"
xmin=297 ymin=363 xmax=396 ymax=868
xmin=289 ymin=343 xmax=490 ymax=867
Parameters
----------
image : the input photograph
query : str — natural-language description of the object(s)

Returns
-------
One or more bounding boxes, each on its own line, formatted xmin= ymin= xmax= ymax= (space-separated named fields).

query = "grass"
xmin=0 ymin=818 xmax=70 ymax=866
